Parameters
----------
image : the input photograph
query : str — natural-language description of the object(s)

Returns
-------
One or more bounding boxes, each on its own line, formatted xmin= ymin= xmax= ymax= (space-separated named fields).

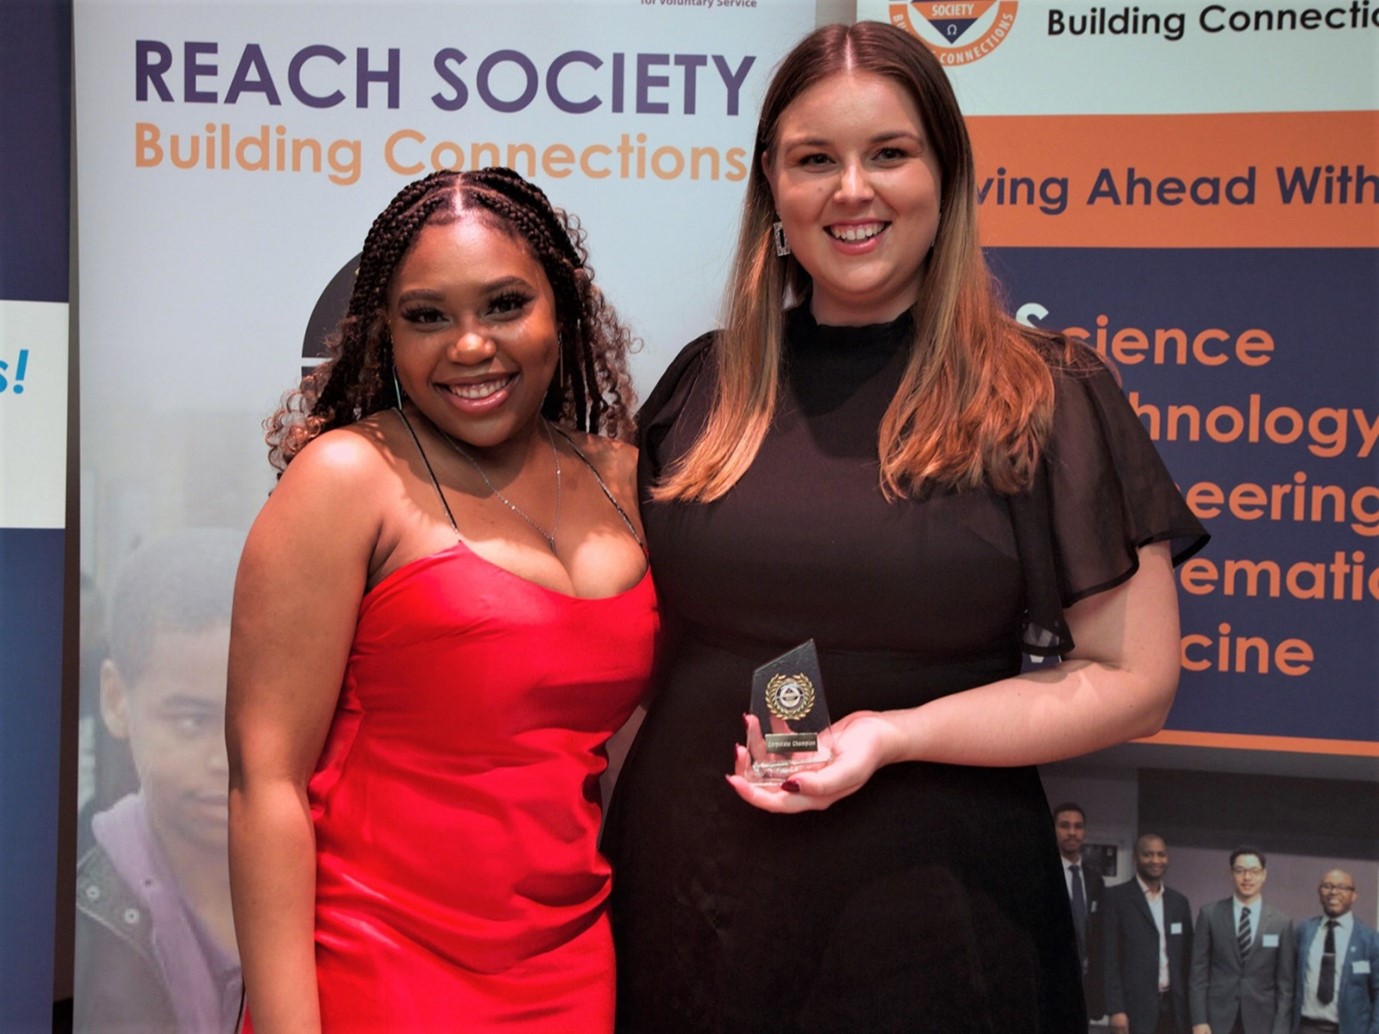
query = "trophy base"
xmin=748 ymin=748 xmax=833 ymax=785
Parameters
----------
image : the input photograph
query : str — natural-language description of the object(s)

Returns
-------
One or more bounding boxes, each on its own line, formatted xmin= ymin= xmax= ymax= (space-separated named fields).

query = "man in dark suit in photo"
xmin=1103 ymin=833 xmax=1194 ymax=1034
xmin=1293 ymin=867 xmax=1379 ymax=1034
xmin=1054 ymin=801 xmax=1106 ymax=1022
xmin=1190 ymin=847 xmax=1296 ymax=1034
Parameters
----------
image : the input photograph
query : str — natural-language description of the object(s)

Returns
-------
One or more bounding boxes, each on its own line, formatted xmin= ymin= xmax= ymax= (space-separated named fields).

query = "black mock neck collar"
xmin=786 ymin=305 xmax=915 ymax=353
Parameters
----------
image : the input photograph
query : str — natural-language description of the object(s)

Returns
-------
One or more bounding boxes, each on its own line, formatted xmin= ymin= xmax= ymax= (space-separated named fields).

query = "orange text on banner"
xmin=968 ymin=111 xmax=1379 ymax=248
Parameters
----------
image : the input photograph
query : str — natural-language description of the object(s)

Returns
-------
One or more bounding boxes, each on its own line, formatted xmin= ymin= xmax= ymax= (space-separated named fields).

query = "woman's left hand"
xmin=725 ymin=710 xmax=901 ymax=812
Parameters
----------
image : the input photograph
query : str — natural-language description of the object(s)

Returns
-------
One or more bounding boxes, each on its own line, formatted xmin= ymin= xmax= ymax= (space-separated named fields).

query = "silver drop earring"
xmin=772 ymin=221 xmax=791 ymax=258
xmin=392 ymin=366 xmax=406 ymax=409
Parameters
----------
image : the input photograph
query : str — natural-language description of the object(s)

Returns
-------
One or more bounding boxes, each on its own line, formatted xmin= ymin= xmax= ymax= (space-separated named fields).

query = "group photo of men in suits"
xmin=1053 ymin=807 xmax=1379 ymax=1034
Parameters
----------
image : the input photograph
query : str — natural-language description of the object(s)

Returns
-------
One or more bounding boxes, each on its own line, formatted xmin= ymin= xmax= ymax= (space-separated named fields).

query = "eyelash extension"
xmin=490 ymin=289 xmax=533 ymax=311
xmin=397 ymin=289 xmax=532 ymax=326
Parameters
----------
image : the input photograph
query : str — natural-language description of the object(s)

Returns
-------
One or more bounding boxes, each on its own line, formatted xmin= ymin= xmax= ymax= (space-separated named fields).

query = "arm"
xmin=1272 ymin=913 xmax=1296 ymax=1034
xmin=1087 ymin=873 xmax=1107 ymax=1018
xmin=1191 ymin=907 xmax=1213 ymax=1034
xmin=729 ymin=541 xmax=1180 ymax=810
xmin=1100 ymin=891 xmax=1128 ymax=1034
xmin=227 ymin=433 xmax=383 ymax=1032
xmin=1180 ymin=898 xmax=1194 ymax=1002
xmin=1365 ymin=927 xmax=1379 ymax=1034
xmin=1293 ymin=922 xmax=1309 ymax=1034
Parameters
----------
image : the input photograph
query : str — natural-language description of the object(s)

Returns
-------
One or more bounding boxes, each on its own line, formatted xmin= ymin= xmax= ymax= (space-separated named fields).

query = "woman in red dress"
xmin=228 ymin=168 xmax=657 ymax=1032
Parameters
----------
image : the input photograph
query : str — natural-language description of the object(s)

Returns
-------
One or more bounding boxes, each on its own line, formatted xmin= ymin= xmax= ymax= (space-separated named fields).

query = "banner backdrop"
xmin=73 ymin=0 xmax=1378 ymax=1026
xmin=72 ymin=0 xmax=815 ymax=1026
xmin=1 ymin=0 xmax=71 ymax=1029
xmin=864 ymin=0 xmax=1379 ymax=756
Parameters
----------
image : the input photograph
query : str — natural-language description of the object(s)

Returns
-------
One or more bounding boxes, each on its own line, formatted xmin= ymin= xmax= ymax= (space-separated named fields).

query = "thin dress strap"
xmin=395 ymin=407 xmax=643 ymax=553
xmin=394 ymin=407 xmax=460 ymax=536
xmin=552 ymin=426 xmax=646 ymax=553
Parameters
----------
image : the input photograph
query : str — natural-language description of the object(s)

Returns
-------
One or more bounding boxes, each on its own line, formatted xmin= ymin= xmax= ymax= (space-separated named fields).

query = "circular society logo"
xmin=889 ymin=1 xmax=1019 ymax=65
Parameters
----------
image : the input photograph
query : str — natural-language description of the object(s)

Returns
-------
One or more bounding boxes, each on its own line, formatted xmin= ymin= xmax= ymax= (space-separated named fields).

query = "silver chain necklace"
xmin=439 ymin=422 xmax=562 ymax=554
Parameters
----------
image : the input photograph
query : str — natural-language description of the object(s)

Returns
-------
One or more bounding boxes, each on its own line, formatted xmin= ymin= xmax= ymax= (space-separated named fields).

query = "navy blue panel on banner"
xmin=0 ymin=529 xmax=65 ymax=1031
xmin=1 ymin=1 xmax=72 ymax=1026
xmin=990 ymin=247 xmax=1379 ymax=744
xmin=0 ymin=0 xmax=73 ymax=303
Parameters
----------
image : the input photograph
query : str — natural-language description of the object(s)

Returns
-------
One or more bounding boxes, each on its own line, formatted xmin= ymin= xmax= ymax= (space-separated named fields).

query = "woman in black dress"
xmin=604 ymin=21 xmax=1207 ymax=1033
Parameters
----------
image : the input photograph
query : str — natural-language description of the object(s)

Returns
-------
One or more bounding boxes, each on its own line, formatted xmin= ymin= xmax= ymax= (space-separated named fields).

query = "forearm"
xmin=1272 ymin=969 xmax=1294 ymax=1032
xmin=728 ymin=544 xmax=1181 ymax=811
xmin=880 ymin=544 xmax=1180 ymax=768
xmin=1101 ymin=931 xmax=1125 ymax=1013
xmin=873 ymin=655 xmax=1174 ymax=769
xmin=229 ymin=782 xmax=322 ymax=1033
xmin=1370 ymin=959 xmax=1379 ymax=1034
xmin=1188 ymin=927 xmax=1210 ymax=1023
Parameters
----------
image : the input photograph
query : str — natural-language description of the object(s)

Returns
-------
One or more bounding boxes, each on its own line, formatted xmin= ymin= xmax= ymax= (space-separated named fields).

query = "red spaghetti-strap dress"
xmin=303 ymin=542 xmax=657 ymax=1031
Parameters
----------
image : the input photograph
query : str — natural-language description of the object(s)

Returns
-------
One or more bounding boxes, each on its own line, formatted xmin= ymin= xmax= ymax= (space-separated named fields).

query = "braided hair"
xmin=266 ymin=168 xmax=637 ymax=471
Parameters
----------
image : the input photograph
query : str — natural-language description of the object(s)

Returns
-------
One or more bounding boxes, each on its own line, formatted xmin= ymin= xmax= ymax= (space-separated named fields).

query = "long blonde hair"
xmin=653 ymin=22 xmax=1059 ymax=503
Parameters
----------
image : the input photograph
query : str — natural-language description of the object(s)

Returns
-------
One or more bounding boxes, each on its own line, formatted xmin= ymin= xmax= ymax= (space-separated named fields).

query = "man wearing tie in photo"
xmin=1190 ymin=847 xmax=1296 ymax=1034
xmin=1292 ymin=868 xmax=1379 ymax=1034
xmin=1103 ymin=834 xmax=1193 ymax=1034
xmin=1054 ymin=802 xmax=1106 ymax=1021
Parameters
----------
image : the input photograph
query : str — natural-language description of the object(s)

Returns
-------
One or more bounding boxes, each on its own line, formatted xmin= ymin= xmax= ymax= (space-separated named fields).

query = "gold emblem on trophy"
xmin=766 ymin=672 xmax=815 ymax=721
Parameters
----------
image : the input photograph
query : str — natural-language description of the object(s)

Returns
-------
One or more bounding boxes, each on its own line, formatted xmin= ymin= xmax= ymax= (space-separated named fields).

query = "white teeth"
xmin=448 ymin=376 xmax=511 ymax=400
xmin=829 ymin=223 xmax=885 ymax=242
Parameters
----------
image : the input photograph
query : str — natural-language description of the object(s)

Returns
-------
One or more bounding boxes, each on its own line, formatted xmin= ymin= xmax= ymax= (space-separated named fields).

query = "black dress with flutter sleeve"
xmin=603 ymin=307 xmax=1207 ymax=1034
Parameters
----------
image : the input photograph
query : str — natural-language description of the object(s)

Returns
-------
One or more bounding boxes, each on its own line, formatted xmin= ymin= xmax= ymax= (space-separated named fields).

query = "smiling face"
xmin=1134 ymin=836 xmax=1169 ymax=886
xmin=1054 ymin=808 xmax=1085 ymax=862
xmin=1231 ymin=853 xmax=1267 ymax=902
xmin=764 ymin=70 xmax=942 ymax=326
xmin=388 ymin=213 xmax=559 ymax=453
xmin=1318 ymin=869 xmax=1356 ymax=918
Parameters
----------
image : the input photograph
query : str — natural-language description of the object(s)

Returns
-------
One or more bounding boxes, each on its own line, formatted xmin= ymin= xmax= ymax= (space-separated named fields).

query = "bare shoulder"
xmin=274 ymin=417 xmax=411 ymax=506
xmin=253 ymin=419 xmax=409 ymax=552
xmin=285 ymin=418 xmax=393 ymax=480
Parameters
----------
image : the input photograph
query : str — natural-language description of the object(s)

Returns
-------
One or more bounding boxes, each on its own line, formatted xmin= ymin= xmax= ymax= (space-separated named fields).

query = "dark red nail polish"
xmin=781 ymin=779 xmax=800 ymax=793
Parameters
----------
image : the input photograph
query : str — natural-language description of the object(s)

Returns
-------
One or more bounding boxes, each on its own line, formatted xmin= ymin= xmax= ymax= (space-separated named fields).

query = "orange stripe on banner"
xmin=1134 ymin=729 xmax=1379 ymax=757
xmin=967 ymin=111 xmax=1379 ymax=248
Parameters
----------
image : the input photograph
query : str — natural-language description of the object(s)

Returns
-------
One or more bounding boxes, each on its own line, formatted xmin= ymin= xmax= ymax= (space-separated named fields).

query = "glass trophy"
xmin=746 ymin=639 xmax=835 ymax=784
